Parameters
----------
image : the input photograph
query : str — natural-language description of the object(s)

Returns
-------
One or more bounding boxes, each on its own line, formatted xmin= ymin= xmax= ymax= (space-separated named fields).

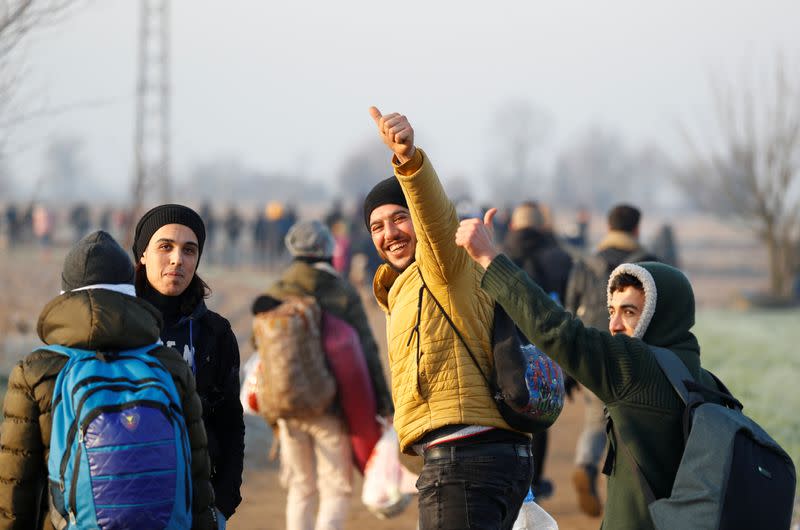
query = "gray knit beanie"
xmin=285 ymin=220 xmax=336 ymax=259
xmin=61 ymin=231 xmax=135 ymax=292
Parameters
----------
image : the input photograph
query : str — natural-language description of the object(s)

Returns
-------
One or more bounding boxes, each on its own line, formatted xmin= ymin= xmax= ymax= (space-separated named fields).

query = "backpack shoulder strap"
xmin=649 ymin=345 xmax=695 ymax=406
xmin=414 ymin=268 xmax=492 ymax=388
xmin=582 ymin=253 xmax=611 ymax=279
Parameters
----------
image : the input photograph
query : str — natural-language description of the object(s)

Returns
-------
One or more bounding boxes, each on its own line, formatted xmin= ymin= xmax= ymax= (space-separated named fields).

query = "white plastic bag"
xmin=239 ymin=353 xmax=261 ymax=416
xmin=512 ymin=489 xmax=559 ymax=530
xmin=361 ymin=425 xmax=414 ymax=519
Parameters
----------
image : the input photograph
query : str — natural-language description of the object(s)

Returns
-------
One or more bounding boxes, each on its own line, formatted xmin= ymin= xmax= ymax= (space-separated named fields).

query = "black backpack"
xmin=616 ymin=346 xmax=796 ymax=530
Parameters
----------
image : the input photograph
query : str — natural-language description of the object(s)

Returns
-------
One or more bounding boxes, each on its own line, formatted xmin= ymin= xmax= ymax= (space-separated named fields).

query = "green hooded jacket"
xmin=482 ymin=255 xmax=718 ymax=530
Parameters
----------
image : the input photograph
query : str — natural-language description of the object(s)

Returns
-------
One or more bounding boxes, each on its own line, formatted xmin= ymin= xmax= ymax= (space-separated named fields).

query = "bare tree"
xmin=0 ymin=0 xmax=81 ymax=186
xmin=677 ymin=58 xmax=800 ymax=297
xmin=486 ymin=99 xmax=553 ymax=203
xmin=0 ymin=1 xmax=76 ymax=56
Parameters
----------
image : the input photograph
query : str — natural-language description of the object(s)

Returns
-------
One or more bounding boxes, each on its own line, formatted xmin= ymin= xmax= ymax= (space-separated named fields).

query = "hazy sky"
xmin=6 ymin=0 xmax=800 ymax=200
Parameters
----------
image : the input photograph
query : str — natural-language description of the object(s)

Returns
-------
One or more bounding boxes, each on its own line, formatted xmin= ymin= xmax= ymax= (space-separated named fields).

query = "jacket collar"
xmin=597 ymin=230 xmax=641 ymax=252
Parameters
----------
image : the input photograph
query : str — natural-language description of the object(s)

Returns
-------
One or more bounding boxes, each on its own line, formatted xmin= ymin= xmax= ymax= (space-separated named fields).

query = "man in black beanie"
xmin=133 ymin=204 xmax=244 ymax=529
xmin=364 ymin=108 xmax=532 ymax=530
xmin=0 ymin=231 xmax=217 ymax=529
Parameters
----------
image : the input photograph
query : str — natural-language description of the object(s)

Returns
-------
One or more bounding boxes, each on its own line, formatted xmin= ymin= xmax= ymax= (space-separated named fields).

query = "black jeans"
xmin=417 ymin=442 xmax=534 ymax=530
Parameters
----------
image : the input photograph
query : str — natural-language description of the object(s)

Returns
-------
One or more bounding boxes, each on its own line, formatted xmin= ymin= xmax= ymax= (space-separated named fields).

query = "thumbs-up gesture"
xmin=455 ymin=208 xmax=500 ymax=270
xmin=369 ymin=106 xmax=416 ymax=163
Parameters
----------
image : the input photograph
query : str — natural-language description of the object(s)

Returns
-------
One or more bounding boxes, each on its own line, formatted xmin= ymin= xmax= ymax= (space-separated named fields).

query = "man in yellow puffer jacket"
xmin=364 ymin=107 xmax=533 ymax=530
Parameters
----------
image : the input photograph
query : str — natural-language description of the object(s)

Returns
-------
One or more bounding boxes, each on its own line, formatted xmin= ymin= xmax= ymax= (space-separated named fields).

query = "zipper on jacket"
xmin=68 ymin=428 xmax=84 ymax=517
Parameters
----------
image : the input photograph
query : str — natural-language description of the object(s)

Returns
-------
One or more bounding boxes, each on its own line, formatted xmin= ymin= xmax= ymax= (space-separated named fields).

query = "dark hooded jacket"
xmin=481 ymin=256 xmax=719 ymax=530
xmin=263 ymin=260 xmax=393 ymax=416
xmin=0 ymin=289 xmax=216 ymax=530
xmin=503 ymin=227 xmax=573 ymax=304
xmin=147 ymin=296 xmax=244 ymax=519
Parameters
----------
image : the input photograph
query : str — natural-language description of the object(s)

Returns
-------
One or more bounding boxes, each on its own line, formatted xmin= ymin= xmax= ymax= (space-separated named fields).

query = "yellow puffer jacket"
xmin=373 ymin=149 xmax=512 ymax=453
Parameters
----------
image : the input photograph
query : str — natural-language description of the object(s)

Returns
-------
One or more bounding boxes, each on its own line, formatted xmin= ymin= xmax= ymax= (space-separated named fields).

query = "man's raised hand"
xmin=455 ymin=208 xmax=500 ymax=270
xmin=369 ymin=106 xmax=416 ymax=164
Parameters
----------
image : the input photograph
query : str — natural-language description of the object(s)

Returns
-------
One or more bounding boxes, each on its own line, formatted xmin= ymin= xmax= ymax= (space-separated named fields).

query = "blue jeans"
xmin=417 ymin=442 xmax=533 ymax=530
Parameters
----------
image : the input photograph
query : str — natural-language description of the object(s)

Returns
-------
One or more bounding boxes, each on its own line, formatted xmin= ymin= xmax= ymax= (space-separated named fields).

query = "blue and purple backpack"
xmin=43 ymin=344 xmax=192 ymax=530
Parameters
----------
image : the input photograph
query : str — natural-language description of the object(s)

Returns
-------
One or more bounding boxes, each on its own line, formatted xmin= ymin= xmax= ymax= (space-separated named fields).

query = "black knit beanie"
xmin=133 ymin=204 xmax=206 ymax=262
xmin=362 ymin=176 xmax=408 ymax=228
xmin=62 ymin=231 xmax=134 ymax=292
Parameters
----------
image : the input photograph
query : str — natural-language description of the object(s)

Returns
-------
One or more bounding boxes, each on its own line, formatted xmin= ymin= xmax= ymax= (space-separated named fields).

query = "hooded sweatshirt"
xmin=0 ymin=289 xmax=216 ymax=530
xmin=481 ymin=256 xmax=718 ymax=530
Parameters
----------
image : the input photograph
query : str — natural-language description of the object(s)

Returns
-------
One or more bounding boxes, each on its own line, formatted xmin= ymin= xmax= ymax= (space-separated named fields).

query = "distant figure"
xmin=32 ymin=204 xmax=54 ymax=248
xmin=223 ymin=206 xmax=244 ymax=266
xmin=255 ymin=220 xmax=393 ymax=530
xmin=98 ymin=206 xmax=113 ymax=234
xmin=199 ymin=202 xmax=217 ymax=264
xmin=253 ymin=205 xmax=270 ymax=267
xmin=4 ymin=203 xmax=20 ymax=248
xmin=330 ymin=219 xmax=352 ymax=276
xmin=69 ymin=202 xmax=92 ymax=242
xmin=265 ymin=201 xmax=290 ymax=265
xmin=564 ymin=203 xmax=658 ymax=517
xmin=651 ymin=224 xmax=680 ymax=268
xmin=564 ymin=205 xmax=591 ymax=250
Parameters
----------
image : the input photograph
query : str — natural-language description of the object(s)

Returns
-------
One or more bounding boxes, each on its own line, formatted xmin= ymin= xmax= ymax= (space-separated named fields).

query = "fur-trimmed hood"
xmin=607 ymin=262 xmax=697 ymax=348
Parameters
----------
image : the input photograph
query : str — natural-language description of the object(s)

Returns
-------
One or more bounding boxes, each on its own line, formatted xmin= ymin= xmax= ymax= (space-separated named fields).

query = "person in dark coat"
xmin=255 ymin=219 xmax=394 ymax=530
xmin=0 ymin=231 xmax=216 ymax=530
xmin=133 ymin=204 xmax=245 ymax=529
xmin=503 ymin=201 xmax=574 ymax=499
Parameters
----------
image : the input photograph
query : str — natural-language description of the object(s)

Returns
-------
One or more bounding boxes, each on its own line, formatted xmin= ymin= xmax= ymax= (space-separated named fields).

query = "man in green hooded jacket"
xmin=455 ymin=209 xmax=720 ymax=530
